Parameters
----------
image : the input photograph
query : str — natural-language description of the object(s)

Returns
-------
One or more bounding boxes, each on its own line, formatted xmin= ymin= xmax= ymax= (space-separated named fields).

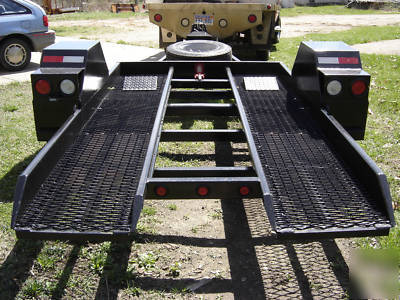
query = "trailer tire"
xmin=166 ymin=40 xmax=232 ymax=61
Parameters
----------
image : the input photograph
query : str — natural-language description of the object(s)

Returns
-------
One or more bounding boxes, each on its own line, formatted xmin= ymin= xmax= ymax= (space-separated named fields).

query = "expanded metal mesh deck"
xmin=14 ymin=75 xmax=166 ymax=235
xmin=236 ymin=75 xmax=390 ymax=235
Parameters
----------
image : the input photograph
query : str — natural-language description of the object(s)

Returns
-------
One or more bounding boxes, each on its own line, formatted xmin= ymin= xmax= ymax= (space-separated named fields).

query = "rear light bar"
xmin=318 ymin=57 xmax=360 ymax=65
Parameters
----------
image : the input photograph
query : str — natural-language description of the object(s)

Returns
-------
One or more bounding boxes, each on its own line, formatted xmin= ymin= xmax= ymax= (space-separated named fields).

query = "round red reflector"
xmin=267 ymin=4 xmax=272 ymax=9
xmin=352 ymin=80 xmax=366 ymax=95
xmin=197 ymin=186 xmax=209 ymax=196
xmin=35 ymin=79 xmax=51 ymax=95
xmin=239 ymin=186 xmax=250 ymax=196
xmin=154 ymin=14 xmax=162 ymax=22
xmin=248 ymin=14 xmax=257 ymax=23
xmin=155 ymin=186 xmax=167 ymax=197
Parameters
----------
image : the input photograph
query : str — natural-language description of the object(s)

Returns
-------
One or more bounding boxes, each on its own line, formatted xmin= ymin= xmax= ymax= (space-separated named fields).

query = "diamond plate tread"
xmin=15 ymin=75 xmax=166 ymax=234
xmin=236 ymin=75 xmax=390 ymax=234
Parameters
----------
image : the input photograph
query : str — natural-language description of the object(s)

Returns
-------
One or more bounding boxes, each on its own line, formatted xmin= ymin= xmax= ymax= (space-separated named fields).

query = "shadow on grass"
xmin=94 ymin=242 xmax=132 ymax=300
xmin=0 ymin=239 xmax=44 ymax=299
xmin=0 ymin=152 xmax=39 ymax=203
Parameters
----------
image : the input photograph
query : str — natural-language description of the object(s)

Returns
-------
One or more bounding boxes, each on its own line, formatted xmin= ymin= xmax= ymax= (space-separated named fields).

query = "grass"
xmin=280 ymin=4 xmax=400 ymax=17
xmin=52 ymin=25 xmax=118 ymax=37
xmin=270 ymin=25 xmax=400 ymax=68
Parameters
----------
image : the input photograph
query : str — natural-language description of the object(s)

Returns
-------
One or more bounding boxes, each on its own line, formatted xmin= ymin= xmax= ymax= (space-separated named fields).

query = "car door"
xmin=0 ymin=0 xmax=32 ymax=39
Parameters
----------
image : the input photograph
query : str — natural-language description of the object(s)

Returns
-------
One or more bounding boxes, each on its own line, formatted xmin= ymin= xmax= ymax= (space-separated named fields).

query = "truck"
xmin=147 ymin=0 xmax=281 ymax=59
xmin=11 ymin=38 xmax=395 ymax=241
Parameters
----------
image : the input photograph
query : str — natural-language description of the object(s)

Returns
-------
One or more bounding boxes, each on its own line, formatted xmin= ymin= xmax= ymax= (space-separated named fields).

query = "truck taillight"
xmin=351 ymin=80 xmax=367 ymax=96
xmin=248 ymin=14 xmax=257 ymax=23
xmin=154 ymin=14 xmax=162 ymax=22
xmin=43 ymin=15 xmax=48 ymax=27
xmin=181 ymin=18 xmax=189 ymax=27
xmin=35 ymin=79 xmax=51 ymax=95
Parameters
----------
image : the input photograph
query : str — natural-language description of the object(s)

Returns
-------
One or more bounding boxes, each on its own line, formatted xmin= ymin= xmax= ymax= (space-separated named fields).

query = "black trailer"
xmin=11 ymin=40 xmax=395 ymax=241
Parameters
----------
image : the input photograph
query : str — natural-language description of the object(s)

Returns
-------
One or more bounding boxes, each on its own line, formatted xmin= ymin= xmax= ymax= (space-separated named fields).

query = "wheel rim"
xmin=4 ymin=43 xmax=26 ymax=67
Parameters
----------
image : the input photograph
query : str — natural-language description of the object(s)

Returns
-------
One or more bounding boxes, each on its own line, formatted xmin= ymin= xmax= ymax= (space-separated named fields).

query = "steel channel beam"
xmin=153 ymin=166 xmax=256 ymax=178
xmin=171 ymin=79 xmax=230 ymax=89
xmin=225 ymin=67 xmax=276 ymax=230
xmin=166 ymin=103 xmax=238 ymax=116
xmin=131 ymin=66 xmax=174 ymax=230
xmin=146 ymin=177 xmax=262 ymax=199
xmin=169 ymin=90 xmax=233 ymax=100
xmin=160 ymin=129 xmax=246 ymax=142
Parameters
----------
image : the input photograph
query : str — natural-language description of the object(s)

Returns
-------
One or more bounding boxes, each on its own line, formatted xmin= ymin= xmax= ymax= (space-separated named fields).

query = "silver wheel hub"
xmin=5 ymin=44 xmax=26 ymax=66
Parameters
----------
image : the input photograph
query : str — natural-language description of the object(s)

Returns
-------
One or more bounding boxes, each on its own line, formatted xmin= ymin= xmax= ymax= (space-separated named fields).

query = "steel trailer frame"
xmin=11 ymin=41 xmax=395 ymax=242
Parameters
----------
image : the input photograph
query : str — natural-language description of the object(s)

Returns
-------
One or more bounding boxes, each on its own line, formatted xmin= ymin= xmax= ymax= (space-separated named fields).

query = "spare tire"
xmin=166 ymin=40 xmax=232 ymax=61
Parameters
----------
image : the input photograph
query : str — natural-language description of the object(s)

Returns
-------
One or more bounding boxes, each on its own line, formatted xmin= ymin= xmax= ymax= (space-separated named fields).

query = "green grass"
xmin=49 ymin=11 xmax=146 ymax=21
xmin=52 ymin=25 xmax=118 ymax=37
xmin=280 ymin=4 xmax=400 ymax=17
xmin=271 ymin=25 xmax=400 ymax=68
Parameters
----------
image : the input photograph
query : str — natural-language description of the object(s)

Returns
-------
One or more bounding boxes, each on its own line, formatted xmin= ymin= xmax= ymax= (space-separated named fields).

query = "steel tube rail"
xmin=131 ymin=66 xmax=174 ymax=230
xmin=225 ymin=67 xmax=276 ymax=230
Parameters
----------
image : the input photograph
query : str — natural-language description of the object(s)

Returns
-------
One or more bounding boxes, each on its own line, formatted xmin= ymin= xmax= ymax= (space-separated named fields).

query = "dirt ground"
xmin=51 ymin=14 xmax=400 ymax=50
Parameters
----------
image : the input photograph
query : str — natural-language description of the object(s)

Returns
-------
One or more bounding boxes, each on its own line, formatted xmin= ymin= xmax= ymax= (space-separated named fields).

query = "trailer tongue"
xmin=11 ymin=40 xmax=395 ymax=241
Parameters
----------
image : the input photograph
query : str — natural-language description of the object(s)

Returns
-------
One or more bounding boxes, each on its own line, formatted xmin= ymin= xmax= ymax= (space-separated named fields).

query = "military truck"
xmin=147 ymin=0 xmax=281 ymax=59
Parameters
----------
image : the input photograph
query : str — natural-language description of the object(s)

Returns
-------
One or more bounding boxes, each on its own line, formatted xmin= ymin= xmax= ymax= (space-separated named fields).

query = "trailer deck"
xmin=11 ymin=56 xmax=395 ymax=241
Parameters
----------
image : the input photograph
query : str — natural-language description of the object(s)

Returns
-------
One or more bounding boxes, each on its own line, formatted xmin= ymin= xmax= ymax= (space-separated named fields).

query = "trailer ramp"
xmin=13 ymin=72 xmax=171 ymax=240
xmin=231 ymin=72 xmax=392 ymax=238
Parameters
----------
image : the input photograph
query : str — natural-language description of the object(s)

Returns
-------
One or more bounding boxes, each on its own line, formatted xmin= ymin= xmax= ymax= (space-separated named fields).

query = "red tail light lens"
xmin=239 ymin=186 xmax=250 ymax=196
xmin=197 ymin=186 xmax=209 ymax=196
xmin=248 ymin=14 xmax=257 ymax=23
xmin=155 ymin=186 xmax=167 ymax=197
xmin=154 ymin=14 xmax=162 ymax=22
xmin=43 ymin=15 xmax=48 ymax=27
xmin=35 ymin=79 xmax=51 ymax=95
xmin=351 ymin=80 xmax=367 ymax=96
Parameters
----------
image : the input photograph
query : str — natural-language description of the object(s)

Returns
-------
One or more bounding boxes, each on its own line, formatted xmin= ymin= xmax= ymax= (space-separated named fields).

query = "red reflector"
xmin=35 ymin=79 xmax=51 ymax=95
xmin=154 ymin=14 xmax=162 ymax=22
xmin=155 ymin=186 xmax=167 ymax=197
xmin=239 ymin=186 xmax=250 ymax=196
xmin=267 ymin=4 xmax=272 ymax=9
xmin=197 ymin=186 xmax=209 ymax=196
xmin=248 ymin=14 xmax=257 ymax=23
xmin=352 ymin=80 xmax=367 ymax=95
xmin=43 ymin=56 xmax=63 ymax=63
xmin=43 ymin=15 xmax=48 ymax=27
xmin=338 ymin=57 xmax=359 ymax=64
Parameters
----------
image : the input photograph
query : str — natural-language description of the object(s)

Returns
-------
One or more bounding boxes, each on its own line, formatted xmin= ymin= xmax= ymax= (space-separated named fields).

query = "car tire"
xmin=0 ymin=38 xmax=31 ymax=71
xmin=166 ymin=40 xmax=232 ymax=61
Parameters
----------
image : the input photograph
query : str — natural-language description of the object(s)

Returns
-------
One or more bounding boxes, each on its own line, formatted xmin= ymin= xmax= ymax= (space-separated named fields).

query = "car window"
xmin=0 ymin=0 xmax=30 ymax=15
